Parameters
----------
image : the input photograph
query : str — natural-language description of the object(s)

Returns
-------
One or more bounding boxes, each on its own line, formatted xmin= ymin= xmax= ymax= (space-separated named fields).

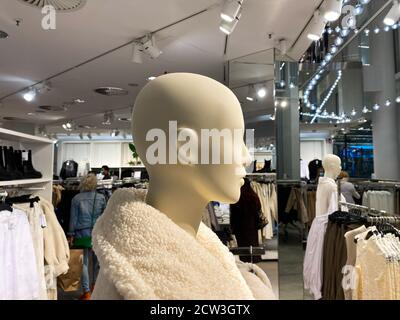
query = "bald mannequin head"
xmin=322 ymin=154 xmax=342 ymax=180
xmin=132 ymin=73 xmax=251 ymax=204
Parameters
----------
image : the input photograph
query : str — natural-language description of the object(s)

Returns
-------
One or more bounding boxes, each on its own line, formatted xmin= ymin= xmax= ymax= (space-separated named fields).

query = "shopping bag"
xmin=57 ymin=249 xmax=83 ymax=292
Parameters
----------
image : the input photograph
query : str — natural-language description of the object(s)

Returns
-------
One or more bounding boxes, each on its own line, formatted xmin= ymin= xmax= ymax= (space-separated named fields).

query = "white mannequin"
xmin=91 ymin=73 xmax=276 ymax=300
xmin=315 ymin=154 xmax=342 ymax=216
xmin=132 ymin=73 xmax=251 ymax=237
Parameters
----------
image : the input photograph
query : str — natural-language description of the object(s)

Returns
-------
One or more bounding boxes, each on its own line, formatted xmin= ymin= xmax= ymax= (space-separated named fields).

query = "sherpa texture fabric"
xmin=92 ymin=188 xmax=259 ymax=300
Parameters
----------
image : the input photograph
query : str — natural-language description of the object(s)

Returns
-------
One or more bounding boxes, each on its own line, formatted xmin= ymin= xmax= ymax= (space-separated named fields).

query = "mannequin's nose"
xmin=242 ymin=145 xmax=252 ymax=167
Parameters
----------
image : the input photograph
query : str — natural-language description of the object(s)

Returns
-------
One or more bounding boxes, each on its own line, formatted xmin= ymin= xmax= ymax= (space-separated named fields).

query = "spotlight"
xmin=23 ymin=88 xmax=36 ymax=102
xmin=290 ymin=82 xmax=295 ymax=89
xmin=102 ymin=111 xmax=115 ymax=126
xmin=280 ymin=100 xmax=288 ymax=108
xmin=323 ymin=0 xmax=344 ymax=22
xmin=280 ymin=80 xmax=286 ymax=88
xmin=385 ymin=99 xmax=391 ymax=107
xmin=246 ymin=85 xmax=256 ymax=101
xmin=374 ymin=27 xmax=380 ymax=34
xmin=364 ymin=28 xmax=370 ymax=36
xmin=111 ymin=129 xmax=120 ymax=137
xmin=257 ymin=87 xmax=267 ymax=98
xmin=351 ymin=108 xmax=357 ymax=116
xmin=142 ymin=34 xmax=162 ymax=59
xmin=322 ymin=110 xmax=328 ymax=116
xmin=220 ymin=0 xmax=243 ymax=23
xmin=396 ymin=96 xmax=400 ymax=103
xmin=330 ymin=45 xmax=338 ymax=54
xmin=220 ymin=13 xmax=241 ymax=35
xmin=384 ymin=0 xmax=400 ymax=26
xmin=335 ymin=26 xmax=342 ymax=33
xmin=373 ymin=103 xmax=380 ymax=110
xmin=307 ymin=11 xmax=325 ymax=41
xmin=131 ymin=42 xmax=143 ymax=64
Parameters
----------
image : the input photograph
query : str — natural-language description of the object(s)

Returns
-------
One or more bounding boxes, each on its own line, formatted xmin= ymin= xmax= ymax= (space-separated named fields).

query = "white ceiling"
xmin=0 ymin=0 xmax=321 ymax=134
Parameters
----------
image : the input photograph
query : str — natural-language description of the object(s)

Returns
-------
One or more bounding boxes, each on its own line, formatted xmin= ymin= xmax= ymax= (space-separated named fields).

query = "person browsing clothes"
xmin=339 ymin=171 xmax=360 ymax=204
xmin=68 ymin=174 xmax=107 ymax=300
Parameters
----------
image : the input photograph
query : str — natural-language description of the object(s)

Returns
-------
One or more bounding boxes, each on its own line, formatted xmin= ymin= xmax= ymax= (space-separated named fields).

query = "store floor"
xmin=278 ymin=223 xmax=313 ymax=300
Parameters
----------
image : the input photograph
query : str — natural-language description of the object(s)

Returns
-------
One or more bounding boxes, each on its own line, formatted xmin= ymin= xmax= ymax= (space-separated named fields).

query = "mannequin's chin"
xmin=216 ymin=190 xmax=241 ymax=204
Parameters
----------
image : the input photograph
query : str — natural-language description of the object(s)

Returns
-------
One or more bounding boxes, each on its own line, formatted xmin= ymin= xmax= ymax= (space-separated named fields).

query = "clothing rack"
xmin=339 ymin=201 xmax=394 ymax=217
xmin=353 ymin=180 xmax=400 ymax=215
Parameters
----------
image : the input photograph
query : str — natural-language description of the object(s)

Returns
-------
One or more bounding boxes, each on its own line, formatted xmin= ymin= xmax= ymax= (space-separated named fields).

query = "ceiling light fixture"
xmin=220 ymin=0 xmax=243 ymax=22
xmin=385 ymin=99 xmax=391 ymax=107
xmin=323 ymin=0 xmax=344 ymax=22
xmin=0 ymin=30 xmax=9 ymax=39
xmin=396 ymin=96 xmax=400 ymax=103
xmin=257 ymin=87 xmax=267 ymax=98
xmin=384 ymin=0 xmax=400 ymax=26
xmin=142 ymin=34 xmax=162 ymax=59
xmin=23 ymin=88 xmax=36 ymax=102
xmin=280 ymin=100 xmax=288 ymax=108
xmin=307 ymin=11 xmax=325 ymax=41
xmin=246 ymin=85 xmax=256 ymax=101
xmin=131 ymin=42 xmax=143 ymax=64
xmin=362 ymin=106 xmax=370 ymax=113
xmin=111 ymin=129 xmax=120 ymax=137
xmin=102 ymin=111 xmax=115 ymax=126
xmin=373 ymin=103 xmax=380 ymax=110
xmin=351 ymin=108 xmax=357 ymax=116
xmin=219 ymin=11 xmax=242 ymax=35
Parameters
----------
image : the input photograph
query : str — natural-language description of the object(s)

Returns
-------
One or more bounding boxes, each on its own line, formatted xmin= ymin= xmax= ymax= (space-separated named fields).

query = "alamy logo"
xmin=342 ymin=265 xmax=358 ymax=290
xmin=145 ymin=121 xmax=254 ymax=168
xmin=41 ymin=5 xmax=56 ymax=30
xmin=341 ymin=5 xmax=357 ymax=30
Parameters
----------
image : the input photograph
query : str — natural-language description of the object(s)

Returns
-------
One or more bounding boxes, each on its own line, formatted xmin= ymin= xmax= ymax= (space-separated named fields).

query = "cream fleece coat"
xmin=39 ymin=198 xmax=70 ymax=276
xmin=92 ymin=189 xmax=273 ymax=300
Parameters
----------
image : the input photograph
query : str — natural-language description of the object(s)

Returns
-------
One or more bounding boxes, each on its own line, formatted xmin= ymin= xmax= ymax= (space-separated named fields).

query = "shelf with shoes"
xmin=0 ymin=128 xmax=54 ymax=202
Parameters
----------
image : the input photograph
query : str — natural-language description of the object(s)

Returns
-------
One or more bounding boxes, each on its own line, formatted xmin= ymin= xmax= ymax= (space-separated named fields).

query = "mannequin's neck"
xmin=145 ymin=180 xmax=208 ymax=238
xmin=324 ymin=171 xmax=337 ymax=180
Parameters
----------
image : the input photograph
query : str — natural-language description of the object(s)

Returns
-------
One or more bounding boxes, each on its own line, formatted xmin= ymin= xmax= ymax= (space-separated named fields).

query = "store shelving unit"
xmin=0 ymin=128 xmax=54 ymax=202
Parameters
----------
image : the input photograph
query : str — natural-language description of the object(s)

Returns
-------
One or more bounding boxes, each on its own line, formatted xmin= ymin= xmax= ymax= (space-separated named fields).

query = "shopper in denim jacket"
xmin=69 ymin=174 xmax=106 ymax=300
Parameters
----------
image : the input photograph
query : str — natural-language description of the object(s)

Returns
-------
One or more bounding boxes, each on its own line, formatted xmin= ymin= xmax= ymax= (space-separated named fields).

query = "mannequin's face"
xmin=132 ymin=73 xmax=253 ymax=204
xmin=191 ymin=111 xmax=252 ymax=204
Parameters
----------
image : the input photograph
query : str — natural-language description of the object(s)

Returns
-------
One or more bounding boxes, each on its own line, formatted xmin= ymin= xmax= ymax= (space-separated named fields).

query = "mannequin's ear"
xmin=177 ymin=128 xmax=199 ymax=165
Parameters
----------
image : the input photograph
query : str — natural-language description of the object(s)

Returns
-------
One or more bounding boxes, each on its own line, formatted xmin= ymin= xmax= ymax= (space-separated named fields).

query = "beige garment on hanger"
xmin=251 ymin=181 xmax=273 ymax=240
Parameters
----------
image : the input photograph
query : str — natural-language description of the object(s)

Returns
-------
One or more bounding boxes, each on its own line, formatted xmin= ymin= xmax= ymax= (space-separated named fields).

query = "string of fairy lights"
xmin=302 ymin=0 xmax=400 ymax=124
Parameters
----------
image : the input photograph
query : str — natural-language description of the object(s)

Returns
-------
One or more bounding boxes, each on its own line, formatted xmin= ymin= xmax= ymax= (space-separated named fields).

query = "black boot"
xmin=5 ymin=147 xmax=23 ymax=179
xmin=0 ymin=147 xmax=13 ymax=181
xmin=14 ymin=150 xmax=25 ymax=174
xmin=23 ymin=150 xmax=42 ymax=179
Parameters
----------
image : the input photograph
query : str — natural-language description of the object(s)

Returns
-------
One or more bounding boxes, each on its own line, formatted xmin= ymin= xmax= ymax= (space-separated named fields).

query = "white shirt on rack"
xmin=0 ymin=209 xmax=40 ymax=300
